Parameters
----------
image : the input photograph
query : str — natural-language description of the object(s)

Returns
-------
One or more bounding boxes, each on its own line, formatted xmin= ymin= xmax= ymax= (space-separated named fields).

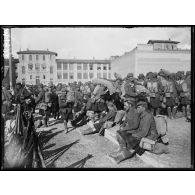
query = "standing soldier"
xmin=144 ymin=72 xmax=163 ymax=116
xmin=123 ymin=73 xmax=137 ymax=101
xmin=163 ymin=73 xmax=179 ymax=119
xmin=35 ymin=84 xmax=48 ymax=127
xmin=59 ymin=86 xmax=74 ymax=133
xmin=137 ymin=74 xmax=145 ymax=85
xmin=179 ymin=71 xmax=191 ymax=117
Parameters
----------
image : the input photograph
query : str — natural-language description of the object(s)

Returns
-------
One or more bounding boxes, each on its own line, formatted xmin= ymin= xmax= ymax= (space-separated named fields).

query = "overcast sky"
xmin=5 ymin=27 xmax=191 ymax=59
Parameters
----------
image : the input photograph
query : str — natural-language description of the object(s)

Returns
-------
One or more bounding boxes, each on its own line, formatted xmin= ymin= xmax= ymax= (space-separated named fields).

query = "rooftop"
xmin=56 ymin=59 xmax=111 ymax=64
xmin=147 ymin=39 xmax=180 ymax=44
xmin=17 ymin=50 xmax=58 ymax=56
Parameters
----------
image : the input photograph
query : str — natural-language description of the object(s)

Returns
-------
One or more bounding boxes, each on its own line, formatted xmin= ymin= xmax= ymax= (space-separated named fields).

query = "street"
xmin=36 ymin=116 xmax=191 ymax=168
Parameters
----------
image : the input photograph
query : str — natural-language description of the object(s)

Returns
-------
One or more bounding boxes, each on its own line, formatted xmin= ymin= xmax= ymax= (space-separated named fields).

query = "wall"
xmin=135 ymin=49 xmax=191 ymax=76
xmin=111 ymin=49 xmax=136 ymax=79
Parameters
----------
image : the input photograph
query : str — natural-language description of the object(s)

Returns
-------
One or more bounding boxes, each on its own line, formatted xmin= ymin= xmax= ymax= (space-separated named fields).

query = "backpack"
xmin=66 ymin=90 xmax=75 ymax=102
xmin=154 ymin=115 xmax=169 ymax=144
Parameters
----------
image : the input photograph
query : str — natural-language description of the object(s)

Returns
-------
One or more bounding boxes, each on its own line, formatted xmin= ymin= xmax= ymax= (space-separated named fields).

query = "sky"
xmin=4 ymin=27 xmax=191 ymax=59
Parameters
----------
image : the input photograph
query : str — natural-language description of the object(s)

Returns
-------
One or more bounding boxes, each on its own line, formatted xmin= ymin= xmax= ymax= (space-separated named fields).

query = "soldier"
xmin=179 ymin=71 xmax=191 ymax=117
xmin=163 ymin=73 xmax=180 ymax=119
xmin=59 ymin=86 xmax=74 ymax=133
xmin=144 ymin=72 xmax=163 ymax=116
xmin=35 ymin=84 xmax=49 ymax=127
xmin=137 ymin=73 xmax=145 ymax=85
xmin=123 ymin=73 xmax=137 ymax=101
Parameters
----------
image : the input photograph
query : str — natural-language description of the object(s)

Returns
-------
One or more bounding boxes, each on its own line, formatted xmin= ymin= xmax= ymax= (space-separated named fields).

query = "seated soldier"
xmin=82 ymin=101 xmax=117 ymax=135
xmin=109 ymin=100 xmax=158 ymax=164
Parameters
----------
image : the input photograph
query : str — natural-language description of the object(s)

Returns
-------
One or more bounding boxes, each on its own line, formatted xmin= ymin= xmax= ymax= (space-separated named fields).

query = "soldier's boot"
xmin=167 ymin=107 xmax=172 ymax=119
xmin=172 ymin=106 xmax=177 ymax=119
xmin=182 ymin=106 xmax=187 ymax=117
xmin=108 ymin=148 xmax=135 ymax=164
xmin=64 ymin=121 xmax=68 ymax=134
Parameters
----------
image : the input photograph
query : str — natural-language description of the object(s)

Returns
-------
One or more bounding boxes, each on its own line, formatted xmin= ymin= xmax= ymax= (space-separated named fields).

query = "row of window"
xmin=57 ymin=72 xmax=111 ymax=80
xmin=22 ymin=54 xmax=52 ymax=61
xmin=30 ymin=75 xmax=46 ymax=79
xmin=57 ymin=63 xmax=111 ymax=71
xmin=22 ymin=65 xmax=53 ymax=74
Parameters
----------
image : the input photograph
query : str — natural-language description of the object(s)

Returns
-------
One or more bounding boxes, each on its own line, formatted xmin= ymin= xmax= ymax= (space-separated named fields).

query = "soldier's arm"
xmin=132 ymin=114 xmax=151 ymax=138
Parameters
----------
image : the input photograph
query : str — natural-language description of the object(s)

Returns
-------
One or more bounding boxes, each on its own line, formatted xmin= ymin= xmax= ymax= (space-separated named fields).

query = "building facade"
xmin=56 ymin=59 xmax=111 ymax=84
xmin=111 ymin=39 xmax=191 ymax=77
xmin=17 ymin=50 xmax=111 ymax=85
xmin=17 ymin=50 xmax=57 ymax=85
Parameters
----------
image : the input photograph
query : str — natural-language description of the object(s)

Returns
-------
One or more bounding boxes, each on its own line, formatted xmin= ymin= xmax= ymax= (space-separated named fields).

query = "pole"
xmin=9 ymin=28 xmax=13 ymax=89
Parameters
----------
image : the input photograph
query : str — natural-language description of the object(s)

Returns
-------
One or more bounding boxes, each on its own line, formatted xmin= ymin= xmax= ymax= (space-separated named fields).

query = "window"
xmin=57 ymin=63 xmax=62 ymax=70
xmin=77 ymin=64 xmax=82 ymax=70
xmin=36 ymin=55 xmax=39 ymax=60
xmin=28 ymin=63 xmax=33 ymax=70
xmin=30 ymin=75 xmax=32 ymax=79
xmin=63 ymin=73 xmax=68 ymax=79
xmin=22 ymin=55 xmax=24 ymax=60
xmin=103 ymin=73 xmax=107 ymax=79
xmin=103 ymin=65 xmax=107 ymax=70
xmin=69 ymin=72 xmax=74 ymax=79
xmin=97 ymin=64 xmax=101 ymax=70
xmin=57 ymin=72 xmax=62 ymax=79
xmin=83 ymin=64 xmax=88 ymax=70
xmin=42 ymin=63 xmax=46 ymax=70
xmin=83 ymin=72 xmax=88 ymax=79
xmin=50 ymin=66 xmax=53 ymax=74
xmin=43 ymin=75 xmax=46 ymax=79
xmin=50 ymin=55 xmax=52 ymax=60
xmin=63 ymin=63 xmax=68 ymax=70
xmin=43 ymin=55 xmax=45 ymax=61
xmin=97 ymin=72 xmax=101 ymax=79
xmin=29 ymin=55 xmax=32 ymax=61
xmin=69 ymin=63 xmax=74 ymax=70
xmin=35 ymin=63 xmax=40 ymax=71
xmin=77 ymin=73 xmax=82 ymax=79
xmin=89 ymin=64 xmax=93 ymax=70
xmin=89 ymin=72 xmax=94 ymax=79
xmin=22 ymin=66 xmax=25 ymax=74
xmin=108 ymin=64 xmax=111 ymax=70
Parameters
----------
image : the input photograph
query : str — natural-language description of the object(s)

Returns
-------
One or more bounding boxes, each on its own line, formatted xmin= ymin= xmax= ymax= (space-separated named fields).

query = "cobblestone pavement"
xmin=36 ymin=116 xmax=191 ymax=168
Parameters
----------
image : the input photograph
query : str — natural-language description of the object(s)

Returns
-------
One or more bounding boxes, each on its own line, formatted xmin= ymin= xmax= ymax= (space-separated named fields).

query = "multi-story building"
xmin=56 ymin=59 xmax=111 ymax=84
xmin=17 ymin=49 xmax=57 ymax=85
xmin=111 ymin=39 xmax=191 ymax=77
xmin=16 ymin=50 xmax=111 ymax=85
xmin=3 ymin=58 xmax=19 ymax=87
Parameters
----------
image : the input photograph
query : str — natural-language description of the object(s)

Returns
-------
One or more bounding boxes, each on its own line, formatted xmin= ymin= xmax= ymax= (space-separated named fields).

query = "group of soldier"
xmin=2 ymin=68 xmax=191 ymax=166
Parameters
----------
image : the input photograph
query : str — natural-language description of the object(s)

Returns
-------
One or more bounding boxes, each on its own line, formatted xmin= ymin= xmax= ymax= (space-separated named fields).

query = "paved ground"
xmin=36 ymin=116 xmax=191 ymax=168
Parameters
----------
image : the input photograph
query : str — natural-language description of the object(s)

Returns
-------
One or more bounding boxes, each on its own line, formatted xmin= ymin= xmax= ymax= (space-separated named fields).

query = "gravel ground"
xmin=36 ymin=116 xmax=191 ymax=169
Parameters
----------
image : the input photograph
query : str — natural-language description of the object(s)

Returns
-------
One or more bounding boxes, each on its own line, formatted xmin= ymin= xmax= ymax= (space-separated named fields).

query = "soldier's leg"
xmin=182 ymin=105 xmax=187 ymax=117
xmin=186 ymin=104 xmax=190 ymax=114
xmin=167 ymin=107 xmax=172 ymax=119
xmin=151 ymin=108 xmax=154 ymax=116
xmin=172 ymin=106 xmax=177 ymax=119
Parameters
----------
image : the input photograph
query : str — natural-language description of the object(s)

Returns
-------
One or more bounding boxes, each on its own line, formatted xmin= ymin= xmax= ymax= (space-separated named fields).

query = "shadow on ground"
xmin=44 ymin=139 xmax=80 ymax=168
xmin=65 ymin=154 xmax=93 ymax=168
xmin=39 ymin=128 xmax=63 ymax=147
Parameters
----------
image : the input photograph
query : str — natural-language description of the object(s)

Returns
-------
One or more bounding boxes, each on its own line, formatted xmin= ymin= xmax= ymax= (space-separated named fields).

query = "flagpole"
xmin=9 ymin=28 xmax=13 ymax=89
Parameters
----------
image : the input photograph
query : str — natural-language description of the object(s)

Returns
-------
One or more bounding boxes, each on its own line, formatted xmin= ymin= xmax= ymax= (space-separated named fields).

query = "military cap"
xmin=127 ymin=73 xmax=134 ymax=78
xmin=136 ymin=100 xmax=148 ymax=108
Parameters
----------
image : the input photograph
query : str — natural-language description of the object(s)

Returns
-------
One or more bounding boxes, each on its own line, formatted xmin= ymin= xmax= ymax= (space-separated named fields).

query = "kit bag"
xmin=139 ymin=137 xmax=156 ymax=151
